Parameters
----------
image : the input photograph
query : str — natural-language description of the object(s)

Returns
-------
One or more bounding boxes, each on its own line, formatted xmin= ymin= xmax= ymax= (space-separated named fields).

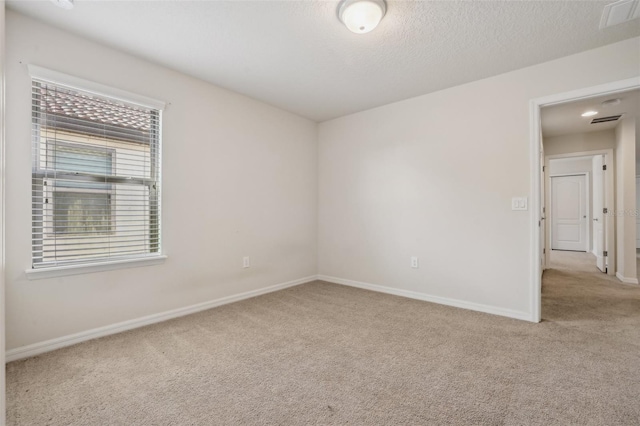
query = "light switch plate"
xmin=512 ymin=197 xmax=528 ymax=211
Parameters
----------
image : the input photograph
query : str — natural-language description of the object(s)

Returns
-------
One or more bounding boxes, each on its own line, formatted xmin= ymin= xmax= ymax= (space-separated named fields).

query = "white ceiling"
xmin=541 ymin=88 xmax=640 ymax=137
xmin=7 ymin=0 xmax=640 ymax=122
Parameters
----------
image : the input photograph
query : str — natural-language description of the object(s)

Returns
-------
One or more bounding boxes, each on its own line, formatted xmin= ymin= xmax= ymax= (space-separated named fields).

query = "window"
xmin=53 ymin=191 xmax=112 ymax=235
xmin=48 ymin=143 xmax=114 ymax=236
xmin=31 ymin=72 xmax=163 ymax=269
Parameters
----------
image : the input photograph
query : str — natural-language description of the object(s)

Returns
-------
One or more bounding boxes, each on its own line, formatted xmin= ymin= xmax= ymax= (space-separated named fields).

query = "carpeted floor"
xmin=7 ymin=251 xmax=640 ymax=425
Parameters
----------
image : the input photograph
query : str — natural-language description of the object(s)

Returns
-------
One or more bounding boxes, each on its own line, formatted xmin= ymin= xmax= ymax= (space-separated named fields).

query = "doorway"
xmin=529 ymin=78 xmax=640 ymax=322
xmin=545 ymin=153 xmax=611 ymax=275
xmin=636 ymin=176 xmax=640 ymax=249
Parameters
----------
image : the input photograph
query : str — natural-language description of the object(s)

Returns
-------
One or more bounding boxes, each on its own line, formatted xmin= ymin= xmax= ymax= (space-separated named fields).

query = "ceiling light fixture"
xmin=50 ymin=0 xmax=74 ymax=10
xmin=581 ymin=111 xmax=598 ymax=117
xmin=338 ymin=0 xmax=386 ymax=34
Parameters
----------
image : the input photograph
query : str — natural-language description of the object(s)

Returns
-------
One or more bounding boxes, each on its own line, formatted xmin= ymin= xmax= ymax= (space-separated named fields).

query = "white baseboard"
xmin=6 ymin=276 xmax=317 ymax=362
xmin=318 ymin=275 xmax=534 ymax=322
xmin=7 ymin=274 xmax=537 ymax=361
xmin=616 ymin=272 xmax=639 ymax=285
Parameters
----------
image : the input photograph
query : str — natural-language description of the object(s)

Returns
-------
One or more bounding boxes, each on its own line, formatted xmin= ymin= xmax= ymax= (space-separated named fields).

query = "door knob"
xmin=593 ymin=218 xmax=599 ymax=221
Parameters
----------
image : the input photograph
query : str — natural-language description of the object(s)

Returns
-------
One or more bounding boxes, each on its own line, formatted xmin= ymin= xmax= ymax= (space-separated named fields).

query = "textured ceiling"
xmin=7 ymin=0 xmax=640 ymax=122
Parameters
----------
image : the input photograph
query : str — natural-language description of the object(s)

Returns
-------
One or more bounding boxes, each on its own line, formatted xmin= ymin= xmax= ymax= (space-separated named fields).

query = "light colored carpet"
xmin=7 ymin=252 xmax=640 ymax=425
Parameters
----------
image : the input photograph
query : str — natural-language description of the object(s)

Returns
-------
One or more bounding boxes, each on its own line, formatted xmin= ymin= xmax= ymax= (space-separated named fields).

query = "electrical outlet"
xmin=411 ymin=256 xmax=419 ymax=268
xmin=243 ymin=256 xmax=250 ymax=268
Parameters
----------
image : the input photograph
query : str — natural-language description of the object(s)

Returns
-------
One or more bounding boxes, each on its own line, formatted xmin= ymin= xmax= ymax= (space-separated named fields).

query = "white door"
xmin=551 ymin=175 xmax=588 ymax=251
xmin=636 ymin=177 xmax=640 ymax=249
xmin=593 ymin=156 xmax=606 ymax=272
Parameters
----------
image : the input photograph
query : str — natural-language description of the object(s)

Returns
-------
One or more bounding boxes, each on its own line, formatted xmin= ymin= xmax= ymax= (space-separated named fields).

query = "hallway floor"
xmin=544 ymin=250 xmax=640 ymax=342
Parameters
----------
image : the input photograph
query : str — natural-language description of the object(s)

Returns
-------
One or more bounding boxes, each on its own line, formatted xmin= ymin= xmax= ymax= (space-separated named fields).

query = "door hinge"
xmin=542 ymin=166 xmax=545 ymax=172
xmin=603 ymin=251 xmax=608 ymax=257
xmin=603 ymin=165 xmax=607 ymax=171
xmin=543 ymin=248 xmax=546 ymax=254
xmin=543 ymin=207 xmax=546 ymax=213
xmin=603 ymin=207 xmax=608 ymax=214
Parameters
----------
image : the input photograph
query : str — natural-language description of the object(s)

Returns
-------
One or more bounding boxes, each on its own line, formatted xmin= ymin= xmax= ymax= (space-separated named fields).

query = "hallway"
xmin=543 ymin=250 xmax=640 ymax=342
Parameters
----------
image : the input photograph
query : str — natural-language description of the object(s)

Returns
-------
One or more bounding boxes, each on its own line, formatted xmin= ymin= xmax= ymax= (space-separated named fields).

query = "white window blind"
xmin=31 ymin=78 xmax=162 ymax=269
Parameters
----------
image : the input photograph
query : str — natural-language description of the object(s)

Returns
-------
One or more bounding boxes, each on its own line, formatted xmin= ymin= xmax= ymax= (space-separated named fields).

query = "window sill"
xmin=25 ymin=255 xmax=167 ymax=280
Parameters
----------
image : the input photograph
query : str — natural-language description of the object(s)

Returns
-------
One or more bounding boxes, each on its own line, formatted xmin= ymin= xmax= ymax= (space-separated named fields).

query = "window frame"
xmin=27 ymin=65 xmax=166 ymax=279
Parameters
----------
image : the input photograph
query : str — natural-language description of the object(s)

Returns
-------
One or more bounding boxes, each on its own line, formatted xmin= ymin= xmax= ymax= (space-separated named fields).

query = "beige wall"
xmin=615 ymin=117 xmax=637 ymax=281
xmin=5 ymin=12 xmax=318 ymax=349
xmin=318 ymin=37 xmax=640 ymax=318
xmin=544 ymin=129 xmax=615 ymax=156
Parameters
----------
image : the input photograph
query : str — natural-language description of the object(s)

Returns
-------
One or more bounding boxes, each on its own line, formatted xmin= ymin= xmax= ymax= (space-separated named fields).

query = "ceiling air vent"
xmin=600 ymin=0 xmax=640 ymax=29
xmin=591 ymin=115 xmax=622 ymax=124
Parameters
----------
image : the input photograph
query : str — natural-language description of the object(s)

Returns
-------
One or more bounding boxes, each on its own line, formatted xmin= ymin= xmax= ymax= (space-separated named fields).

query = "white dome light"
xmin=338 ymin=0 xmax=386 ymax=34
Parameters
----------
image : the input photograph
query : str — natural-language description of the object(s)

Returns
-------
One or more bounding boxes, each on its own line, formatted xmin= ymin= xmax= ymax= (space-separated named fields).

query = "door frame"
xmin=529 ymin=76 xmax=640 ymax=323
xmin=544 ymin=154 xmax=616 ymax=270
xmin=1 ymin=1 xmax=6 ymax=422
xmin=636 ymin=176 xmax=640 ymax=250
xmin=544 ymin=153 xmax=616 ymax=268
xmin=549 ymin=172 xmax=590 ymax=253
xmin=545 ymin=153 xmax=614 ymax=269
